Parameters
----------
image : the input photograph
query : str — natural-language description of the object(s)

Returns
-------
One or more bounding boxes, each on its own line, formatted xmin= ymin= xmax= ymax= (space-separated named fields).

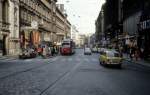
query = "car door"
xmin=100 ymin=52 xmax=107 ymax=62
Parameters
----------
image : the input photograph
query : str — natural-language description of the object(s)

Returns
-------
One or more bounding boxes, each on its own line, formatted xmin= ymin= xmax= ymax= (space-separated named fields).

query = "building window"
xmin=14 ymin=7 xmax=18 ymax=25
xmin=2 ymin=0 xmax=9 ymax=23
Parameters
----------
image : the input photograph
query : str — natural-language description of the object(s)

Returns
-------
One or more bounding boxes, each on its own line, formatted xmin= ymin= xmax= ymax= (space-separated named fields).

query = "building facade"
xmin=96 ymin=0 xmax=123 ymax=47
xmin=95 ymin=5 xmax=105 ymax=46
xmin=0 ymin=0 xmax=71 ymax=56
xmin=19 ymin=0 xmax=57 ymax=49
xmin=137 ymin=0 xmax=150 ymax=58
xmin=78 ymin=34 xmax=86 ymax=48
xmin=55 ymin=4 xmax=71 ymax=45
xmin=0 ymin=0 xmax=20 ymax=56
xmin=71 ymin=25 xmax=79 ymax=46
xmin=122 ymin=0 xmax=150 ymax=58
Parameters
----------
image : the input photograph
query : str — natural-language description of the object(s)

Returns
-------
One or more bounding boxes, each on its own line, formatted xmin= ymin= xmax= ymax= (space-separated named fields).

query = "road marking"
xmin=68 ymin=58 xmax=73 ymax=61
xmin=91 ymin=59 xmax=98 ymax=62
xmin=84 ymin=58 xmax=89 ymax=62
xmin=39 ymin=61 xmax=82 ymax=95
xmin=25 ymin=59 xmax=33 ymax=62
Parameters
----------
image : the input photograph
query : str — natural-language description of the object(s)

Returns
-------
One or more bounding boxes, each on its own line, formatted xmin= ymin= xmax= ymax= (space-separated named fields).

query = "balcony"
xmin=38 ymin=21 xmax=53 ymax=32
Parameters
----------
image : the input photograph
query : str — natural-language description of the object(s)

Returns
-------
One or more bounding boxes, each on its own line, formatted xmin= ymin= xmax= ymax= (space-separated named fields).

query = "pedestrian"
xmin=51 ymin=46 xmax=54 ymax=56
xmin=119 ymin=46 xmax=123 ymax=57
xmin=140 ymin=48 xmax=144 ymax=59
xmin=42 ymin=46 xmax=46 ymax=58
xmin=129 ymin=46 xmax=134 ymax=61
xmin=134 ymin=46 xmax=140 ymax=61
xmin=37 ymin=46 xmax=42 ymax=56
xmin=49 ymin=47 xmax=52 ymax=56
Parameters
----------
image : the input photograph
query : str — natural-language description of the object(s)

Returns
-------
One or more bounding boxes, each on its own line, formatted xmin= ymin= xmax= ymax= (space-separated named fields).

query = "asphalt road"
xmin=0 ymin=49 xmax=150 ymax=95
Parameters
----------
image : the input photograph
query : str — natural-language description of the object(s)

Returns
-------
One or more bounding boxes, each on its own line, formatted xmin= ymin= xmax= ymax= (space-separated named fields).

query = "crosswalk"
xmin=57 ymin=57 xmax=98 ymax=63
xmin=0 ymin=56 xmax=99 ymax=63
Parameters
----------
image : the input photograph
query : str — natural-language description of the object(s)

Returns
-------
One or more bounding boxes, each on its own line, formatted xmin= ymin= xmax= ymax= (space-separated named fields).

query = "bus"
xmin=61 ymin=39 xmax=75 ymax=55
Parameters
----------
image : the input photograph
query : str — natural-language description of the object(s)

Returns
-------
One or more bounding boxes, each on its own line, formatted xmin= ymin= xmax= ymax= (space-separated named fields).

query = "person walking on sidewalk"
xmin=42 ymin=46 xmax=46 ymax=58
xmin=48 ymin=47 xmax=52 ymax=57
xmin=37 ymin=46 xmax=43 ymax=56
xmin=134 ymin=46 xmax=140 ymax=61
xmin=130 ymin=45 xmax=135 ymax=61
xmin=51 ymin=46 xmax=55 ymax=56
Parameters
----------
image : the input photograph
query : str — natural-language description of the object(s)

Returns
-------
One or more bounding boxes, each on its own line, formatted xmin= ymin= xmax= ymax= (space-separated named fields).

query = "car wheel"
xmin=102 ymin=61 xmax=107 ymax=66
xmin=99 ymin=61 xmax=102 ymax=65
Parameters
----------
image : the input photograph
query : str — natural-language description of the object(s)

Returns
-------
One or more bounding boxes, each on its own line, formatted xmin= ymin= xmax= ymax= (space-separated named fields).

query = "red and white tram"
xmin=61 ymin=39 xmax=75 ymax=55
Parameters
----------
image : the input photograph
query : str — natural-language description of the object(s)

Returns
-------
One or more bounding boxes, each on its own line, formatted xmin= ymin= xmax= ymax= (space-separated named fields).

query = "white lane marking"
xmin=25 ymin=59 xmax=33 ymax=62
xmin=68 ymin=58 xmax=73 ymax=61
xmin=91 ymin=59 xmax=98 ymax=62
xmin=84 ymin=58 xmax=89 ymax=62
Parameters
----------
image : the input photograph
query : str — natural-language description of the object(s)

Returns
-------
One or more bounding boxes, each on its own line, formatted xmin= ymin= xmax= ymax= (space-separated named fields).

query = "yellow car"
xmin=99 ymin=50 xmax=123 ymax=67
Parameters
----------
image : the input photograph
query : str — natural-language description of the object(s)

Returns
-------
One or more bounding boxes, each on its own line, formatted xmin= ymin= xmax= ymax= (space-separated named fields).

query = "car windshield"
xmin=62 ymin=43 xmax=70 ymax=46
xmin=85 ymin=48 xmax=90 ymax=51
xmin=107 ymin=51 xmax=120 ymax=57
xmin=62 ymin=43 xmax=70 ymax=47
xmin=107 ymin=52 xmax=114 ymax=57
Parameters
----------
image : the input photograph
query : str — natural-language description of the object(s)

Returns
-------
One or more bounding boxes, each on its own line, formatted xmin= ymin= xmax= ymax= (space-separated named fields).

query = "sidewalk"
xmin=123 ymin=54 xmax=150 ymax=67
xmin=0 ymin=55 xmax=19 ymax=60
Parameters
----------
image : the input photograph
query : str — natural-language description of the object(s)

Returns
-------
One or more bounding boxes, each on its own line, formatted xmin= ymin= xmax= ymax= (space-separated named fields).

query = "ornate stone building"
xmin=19 ymin=0 xmax=71 ymax=48
xmin=0 ymin=0 xmax=71 ymax=56
xmin=19 ymin=0 xmax=57 ymax=49
xmin=0 ymin=0 xmax=20 ymax=56
xmin=55 ymin=5 xmax=71 ymax=45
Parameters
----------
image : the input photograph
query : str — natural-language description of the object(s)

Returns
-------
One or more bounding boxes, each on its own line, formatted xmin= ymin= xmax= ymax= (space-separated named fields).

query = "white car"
xmin=97 ymin=48 xmax=101 ymax=53
xmin=84 ymin=48 xmax=92 ymax=55
xmin=99 ymin=48 xmax=107 ymax=54
xmin=92 ymin=47 xmax=98 ymax=53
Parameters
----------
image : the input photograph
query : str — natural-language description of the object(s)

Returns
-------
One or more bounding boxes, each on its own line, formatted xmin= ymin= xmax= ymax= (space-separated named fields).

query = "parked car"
xmin=97 ymin=48 xmax=101 ymax=53
xmin=84 ymin=47 xmax=92 ymax=55
xmin=99 ymin=50 xmax=123 ymax=68
xmin=99 ymin=48 xmax=107 ymax=54
xmin=92 ymin=47 xmax=98 ymax=53
xmin=19 ymin=49 xmax=37 ymax=59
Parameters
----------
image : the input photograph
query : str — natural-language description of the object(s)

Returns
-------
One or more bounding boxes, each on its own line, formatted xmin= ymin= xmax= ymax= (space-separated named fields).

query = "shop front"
xmin=0 ymin=33 xmax=8 ymax=56
xmin=138 ymin=14 xmax=150 ymax=59
xmin=20 ymin=30 xmax=41 ymax=49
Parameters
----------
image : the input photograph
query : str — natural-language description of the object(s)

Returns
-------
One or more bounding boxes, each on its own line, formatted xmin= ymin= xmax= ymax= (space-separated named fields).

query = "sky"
xmin=57 ymin=0 xmax=105 ymax=35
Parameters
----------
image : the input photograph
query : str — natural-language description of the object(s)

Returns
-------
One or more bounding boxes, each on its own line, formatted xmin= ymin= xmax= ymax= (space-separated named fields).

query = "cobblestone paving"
xmin=0 ymin=56 xmax=76 ymax=95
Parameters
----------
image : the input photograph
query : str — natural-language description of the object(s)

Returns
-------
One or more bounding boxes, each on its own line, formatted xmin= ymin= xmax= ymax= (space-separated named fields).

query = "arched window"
xmin=2 ymin=0 xmax=9 ymax=23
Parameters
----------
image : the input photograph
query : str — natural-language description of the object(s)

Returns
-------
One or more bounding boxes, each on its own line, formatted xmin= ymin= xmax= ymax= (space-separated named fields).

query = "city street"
xmin=0 ymin=49 xmax=150 ymax=95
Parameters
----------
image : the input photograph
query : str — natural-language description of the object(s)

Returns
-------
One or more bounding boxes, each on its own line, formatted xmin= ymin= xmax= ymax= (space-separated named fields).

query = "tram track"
xmin=0 ymin=57 xmax=59 ymax=80
xmin=39 ymin=61 xmax=81 ymax=95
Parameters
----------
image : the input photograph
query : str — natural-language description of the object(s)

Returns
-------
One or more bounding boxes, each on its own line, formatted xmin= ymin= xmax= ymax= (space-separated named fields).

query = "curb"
xmin=125 ymin=59 xmax=150 ymax=67
xmin=0 ymin=56 xmax=19 ymax=60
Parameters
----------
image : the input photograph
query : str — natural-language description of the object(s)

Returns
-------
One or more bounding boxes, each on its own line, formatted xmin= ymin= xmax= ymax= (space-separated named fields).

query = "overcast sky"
xmin=57 ymin=0 xmax=105 ymax=34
